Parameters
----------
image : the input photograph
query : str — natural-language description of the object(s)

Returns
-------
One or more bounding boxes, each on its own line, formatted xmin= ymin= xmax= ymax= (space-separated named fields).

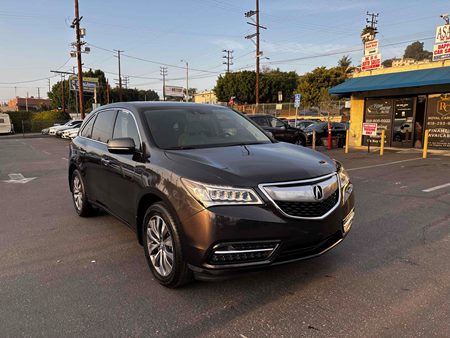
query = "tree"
xmin=110 ymin=88 xmax=159 ymax=102
xmin=360 ymin=26 xmax=376 ymax=43
xmin=382 ymin=58 xmax=395 ymax=67
xmin=296 ymin=67 xmax=346 ymax=108
xmin=337 ymin=55 xmax=354 ymax=76
xmin=214 ymin=69 xmax=298 ymax=104
xmin=403 ymin=41 xmax=432 ymax=61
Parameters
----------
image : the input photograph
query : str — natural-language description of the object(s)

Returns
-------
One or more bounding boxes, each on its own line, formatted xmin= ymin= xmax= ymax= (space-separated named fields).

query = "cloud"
xmin=210 ymin=39 xmax=246 ymax=51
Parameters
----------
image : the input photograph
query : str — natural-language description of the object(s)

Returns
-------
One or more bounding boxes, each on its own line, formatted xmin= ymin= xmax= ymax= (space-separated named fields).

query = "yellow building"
xmin=193 ymin=90 xmax=217 ymax=104
xmin=330 ymin=60 xmax=450 ymax=150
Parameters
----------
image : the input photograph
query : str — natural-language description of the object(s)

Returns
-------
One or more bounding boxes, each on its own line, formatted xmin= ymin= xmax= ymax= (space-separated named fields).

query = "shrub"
xmin=6 ymin=110 xmax=71 ymax=133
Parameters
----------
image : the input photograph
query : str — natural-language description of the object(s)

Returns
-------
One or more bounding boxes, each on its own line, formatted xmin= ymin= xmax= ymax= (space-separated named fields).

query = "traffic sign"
xmin=294 ymin=94 xmax=301 ymax=108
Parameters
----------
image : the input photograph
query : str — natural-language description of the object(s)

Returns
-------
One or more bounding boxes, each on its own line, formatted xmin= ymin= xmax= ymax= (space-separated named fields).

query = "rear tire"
xmin=143 ymin=202 xmax=193 ymax=288
xmin=71 ymin=169 xmax=96 ymax=217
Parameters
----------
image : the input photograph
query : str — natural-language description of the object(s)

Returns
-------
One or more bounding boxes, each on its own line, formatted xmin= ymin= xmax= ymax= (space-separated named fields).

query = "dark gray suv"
xmin=69 ymin=102 xmax=355 ymax=288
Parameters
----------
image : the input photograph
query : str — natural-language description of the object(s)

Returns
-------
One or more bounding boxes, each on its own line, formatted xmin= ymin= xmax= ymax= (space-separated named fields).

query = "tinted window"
xmin=91 ymin=110 xmax=117 ymax=143
xmin=269 ymin=117 xmax=285 ymax=128
xmin=80 ymin=115 xmax=96 ymax=138
xmin=144 ymin=107 xmax=270 ymax=150
xmin=251 ymin=117 xmax=269 ymax=127
xmin=113 ymin=110 xmax=141 ymax=150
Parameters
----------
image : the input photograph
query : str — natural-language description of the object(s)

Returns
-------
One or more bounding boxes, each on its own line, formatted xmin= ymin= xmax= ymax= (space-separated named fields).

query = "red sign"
xmin=361 ymin=54 xmax=381 ymax=71
xmin=433 ymin=42 xmax=450 ymax=61
xmin=362 ymin=122 xmax=378 ymax=136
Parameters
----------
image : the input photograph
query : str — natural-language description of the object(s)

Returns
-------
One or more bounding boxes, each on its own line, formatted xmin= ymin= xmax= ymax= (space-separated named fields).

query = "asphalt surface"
xmin=0 ymin=137 xmax=449 ymax=337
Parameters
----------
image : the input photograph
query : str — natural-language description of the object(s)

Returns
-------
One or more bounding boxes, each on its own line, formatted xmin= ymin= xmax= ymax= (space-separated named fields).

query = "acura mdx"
xmin=69 ymin=102 xmax=354 ymax=288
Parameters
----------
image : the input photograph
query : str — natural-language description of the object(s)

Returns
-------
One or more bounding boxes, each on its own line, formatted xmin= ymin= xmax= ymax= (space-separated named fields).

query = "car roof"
xmin=93 ymin=102 xmax=228 ymax=114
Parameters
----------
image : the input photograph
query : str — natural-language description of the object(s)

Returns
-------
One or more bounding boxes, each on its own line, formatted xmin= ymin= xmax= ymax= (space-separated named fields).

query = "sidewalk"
xmin=0 ymin=133 xmax=48 ymax=140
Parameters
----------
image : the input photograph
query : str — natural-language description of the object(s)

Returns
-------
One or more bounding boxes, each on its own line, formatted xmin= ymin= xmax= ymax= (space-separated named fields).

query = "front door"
xmin=391 ymin=97 xmax=416 ymax=148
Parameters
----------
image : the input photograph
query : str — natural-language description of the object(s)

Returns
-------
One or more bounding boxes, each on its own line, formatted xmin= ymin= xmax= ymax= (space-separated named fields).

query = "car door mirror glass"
xmin=107 ymin=137 xmax=136 ymax=154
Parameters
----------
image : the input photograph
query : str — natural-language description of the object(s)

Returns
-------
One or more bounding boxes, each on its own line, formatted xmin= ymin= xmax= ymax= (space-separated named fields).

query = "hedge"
xmin=6 ymin=110 xmax=71 ymax=133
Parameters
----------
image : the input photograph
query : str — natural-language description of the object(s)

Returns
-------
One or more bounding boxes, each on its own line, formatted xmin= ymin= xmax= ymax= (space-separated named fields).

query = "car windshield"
xmin=144 ymin=106 xmax=271 ymax=150
xmin=306 ymin=122 xmax=326 ymax=131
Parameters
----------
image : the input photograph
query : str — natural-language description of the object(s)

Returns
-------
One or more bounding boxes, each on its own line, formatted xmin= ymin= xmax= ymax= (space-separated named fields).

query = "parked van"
xmin=0 ymin=114 xmax=14 ymax=134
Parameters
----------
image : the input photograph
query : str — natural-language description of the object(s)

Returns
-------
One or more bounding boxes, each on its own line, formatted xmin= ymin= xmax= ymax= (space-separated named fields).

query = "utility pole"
xmin=26 ymin=92 xmax=29 ymax=112
xmin=48 ymin=79 xmax=51 ymax=94
xmin=160 ymin=66 xmax=168 ymax=101
xmin=114 ymin=50 xmax=124 ymax=101
xmin=72 ymin=0 xmax=85 ymax=119
xmin=61 ymin=76 xmax=65 ymax=113
xmin=365 ymin=12 xmax=379 ymax=37
xmin=245 ymin=0 xmax=266 ymax=105
xmin=181 ymin=60 xmax=189 ymax=102
xmin=222 ymin=49 xmax=234 ymax=73
xmin=106 ymin=79 xmax=110 ymax=104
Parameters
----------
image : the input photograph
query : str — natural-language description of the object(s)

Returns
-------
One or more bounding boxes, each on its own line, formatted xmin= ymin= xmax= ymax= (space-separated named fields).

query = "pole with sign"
xmin=362 ymin=122 xmax=378 ymax=153
xmin=294 ymin=94 xmax=301 ymax=127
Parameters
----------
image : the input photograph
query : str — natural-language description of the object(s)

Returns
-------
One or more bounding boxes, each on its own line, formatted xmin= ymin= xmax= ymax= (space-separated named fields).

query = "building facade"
xmin=7 ymin=97 xmax=51 ymax=112
xmin=193 ymin=90 xmax=217 ymax=104
xmin=330 ymin=60 xmax=450 ymax=150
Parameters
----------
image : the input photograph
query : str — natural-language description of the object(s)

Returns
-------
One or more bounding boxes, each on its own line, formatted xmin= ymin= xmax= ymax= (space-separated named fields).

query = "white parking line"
xmin=61 ymin=157 xmax=68 ymax=161
xmin=346 ymin=158 xmax=423 ymax=172
xmin=422 ymin=182 xmax=450 ymax=193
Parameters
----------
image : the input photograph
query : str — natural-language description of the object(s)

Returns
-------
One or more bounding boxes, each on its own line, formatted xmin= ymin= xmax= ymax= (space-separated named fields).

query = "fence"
xmin=233 ymin=100 xmax=349 ymax=120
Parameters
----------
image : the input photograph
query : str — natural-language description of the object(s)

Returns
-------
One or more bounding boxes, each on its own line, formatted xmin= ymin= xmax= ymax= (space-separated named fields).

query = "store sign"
xmin=364 ymin=40 xmax=379 ymax=56
xmin=69 ymin=76 xmax=98 ymax=93
xmin=361 ymin=54 xmax=381 ymax=71
xmin=433 ymin=25 xmax=450 ymax=61
xmin=426 ymin=93 xmax=450 ymax=149
xmin=362 ymin=123 xmax=378 ymax=136
xmin=165 ymin=85 xmax=184 ymax=98
xmin=432 ymin=42 xmax=450 ymax=61
xmin=435 ymin=24 xmax=450 ymax=44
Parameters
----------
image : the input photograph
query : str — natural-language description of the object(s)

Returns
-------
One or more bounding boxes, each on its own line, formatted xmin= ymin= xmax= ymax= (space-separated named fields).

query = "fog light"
xmin=343 ymin=209 xmax=354 ymax=233
xmin=209 ymin=241 xmax=279 ymax=265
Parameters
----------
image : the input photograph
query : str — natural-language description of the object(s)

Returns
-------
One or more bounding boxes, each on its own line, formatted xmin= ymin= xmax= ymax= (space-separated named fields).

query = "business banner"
xmin=361 ymin=53 xmax=381 ymax=71
xmin=69 ymin=76 xmax=98 ymax=93
xmin=364 ymin=40 xmax=379 ymax=56
xmin=165 ymin=86 xmax=185 ymax=98
xmin=426 ymin=93 xmax=450 ymax=149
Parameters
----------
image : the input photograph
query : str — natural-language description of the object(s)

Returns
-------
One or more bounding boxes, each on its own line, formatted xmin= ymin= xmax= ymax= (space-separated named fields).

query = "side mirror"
xmin=107 ymin=137 xmax=135 ymax=154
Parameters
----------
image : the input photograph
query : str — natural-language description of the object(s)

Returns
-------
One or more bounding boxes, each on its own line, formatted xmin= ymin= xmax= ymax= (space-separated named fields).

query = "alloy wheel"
xmin=147 ymin=215 xmax=174 ymax=277
xmin=73 ymin=175 xmax=83 ymax=211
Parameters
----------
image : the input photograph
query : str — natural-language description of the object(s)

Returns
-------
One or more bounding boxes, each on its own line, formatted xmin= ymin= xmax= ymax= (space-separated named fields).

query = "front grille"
xmin=275 ymin=190 xmax=339 ymax=218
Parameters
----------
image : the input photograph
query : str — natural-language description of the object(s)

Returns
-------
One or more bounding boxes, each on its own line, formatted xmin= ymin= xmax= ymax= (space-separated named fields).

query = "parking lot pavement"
xmin=0 ymin=138 xmax=449 ymax=337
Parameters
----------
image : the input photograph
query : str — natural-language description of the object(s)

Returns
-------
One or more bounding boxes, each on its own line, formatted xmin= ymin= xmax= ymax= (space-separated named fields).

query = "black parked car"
xmin=304 ymin=122 xmax=348 ymax=147
xmin=247 ymin=114 xmax=307 ymax=146
xmin=69 ymin=103 xmax=354 ymax=288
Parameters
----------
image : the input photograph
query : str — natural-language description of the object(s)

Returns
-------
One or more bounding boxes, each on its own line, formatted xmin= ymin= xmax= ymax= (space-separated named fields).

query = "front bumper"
xmin=181 ymin=191 xmax=355 ymax=280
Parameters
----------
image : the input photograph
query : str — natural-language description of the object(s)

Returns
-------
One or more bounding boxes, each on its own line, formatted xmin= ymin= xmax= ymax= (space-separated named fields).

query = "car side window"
xmin=253 ymin=117 xmax=269 ymax=127
xmin=270 ymin=118 xmax=285 ymax=128
xmin=91 ymin=110 xmax=117 ymax=143
xmin=80 ymin=114 xmax=96 ymax=138
xmin=113 ymin=110 xmax=141 ymax=150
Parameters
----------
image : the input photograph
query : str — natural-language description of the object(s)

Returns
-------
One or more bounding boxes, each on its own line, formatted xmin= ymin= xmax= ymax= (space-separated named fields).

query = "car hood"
xmin=164 ymin=142 xmax=336 ymax=186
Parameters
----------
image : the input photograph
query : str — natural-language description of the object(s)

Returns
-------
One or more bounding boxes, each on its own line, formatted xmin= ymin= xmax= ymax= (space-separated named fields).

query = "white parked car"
xmin=0 ymin=113 xmax=14 ymax=134
xmin=48 ymin=120 xmax=82 ymax=135
xmin=61 ymin=127 xmax=80 ymax=139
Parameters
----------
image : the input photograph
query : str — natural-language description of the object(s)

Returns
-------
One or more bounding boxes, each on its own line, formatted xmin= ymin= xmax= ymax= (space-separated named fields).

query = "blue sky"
xmin=0 ymin=0 xmax=448 ymax=101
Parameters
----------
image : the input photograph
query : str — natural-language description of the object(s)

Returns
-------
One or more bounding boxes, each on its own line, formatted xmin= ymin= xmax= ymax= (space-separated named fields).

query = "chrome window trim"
xmin=77 ymin=108 xmax=143 ymax=150
xmin=258 ymin=172 xmax=341 ymax=220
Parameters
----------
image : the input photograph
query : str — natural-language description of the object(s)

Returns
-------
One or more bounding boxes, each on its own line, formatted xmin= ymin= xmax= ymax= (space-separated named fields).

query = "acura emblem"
xmin=313 ymin=185 xmax=323 ymax=201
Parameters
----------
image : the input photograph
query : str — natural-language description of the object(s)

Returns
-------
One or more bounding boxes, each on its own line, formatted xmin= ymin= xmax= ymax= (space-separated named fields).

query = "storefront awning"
xmin=329 ymin=67 xmax=450 ymax=95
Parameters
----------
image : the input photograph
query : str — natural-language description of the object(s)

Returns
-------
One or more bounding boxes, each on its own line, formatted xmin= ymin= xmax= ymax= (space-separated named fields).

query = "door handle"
xmin=101 ymin=158 xmax=111 ymax=166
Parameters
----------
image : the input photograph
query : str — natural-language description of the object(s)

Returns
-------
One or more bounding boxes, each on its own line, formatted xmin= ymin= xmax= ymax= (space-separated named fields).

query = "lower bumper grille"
xmin=274 ymin=231 xmax=343 ymax=263
xmin=275 ymin=190 xmax=339 ymax=218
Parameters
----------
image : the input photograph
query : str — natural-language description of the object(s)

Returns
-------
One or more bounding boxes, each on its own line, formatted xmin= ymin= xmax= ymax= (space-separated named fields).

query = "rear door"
xmin=88 ymin=109 xmax=118 ymax=207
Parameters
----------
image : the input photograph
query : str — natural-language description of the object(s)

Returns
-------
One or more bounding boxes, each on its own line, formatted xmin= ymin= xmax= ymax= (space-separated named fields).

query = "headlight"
xmin=335 ymin=161 xmax=352 ymax=204
xmin=181 ymin=178 xmax=263 ymax=207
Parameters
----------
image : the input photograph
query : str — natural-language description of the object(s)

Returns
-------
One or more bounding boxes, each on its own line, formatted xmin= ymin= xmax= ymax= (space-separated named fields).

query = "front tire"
xmin=71 ymin=169 xmax=96 ymax=217
xmin=143 ymin=202 xmax=193 ymax=288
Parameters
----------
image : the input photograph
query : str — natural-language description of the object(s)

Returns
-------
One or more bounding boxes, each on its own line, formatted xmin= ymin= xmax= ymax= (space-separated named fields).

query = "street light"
xmin=181 ymin=59 xmax=189 ymax=102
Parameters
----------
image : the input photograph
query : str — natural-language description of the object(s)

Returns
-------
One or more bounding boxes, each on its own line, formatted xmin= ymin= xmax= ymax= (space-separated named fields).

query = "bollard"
xmin=380 ymin=130 xmax=385 ymax=156
xmin=345 ymin=129 xmax=349 ymax=154
xmin=312 ymin=130 xmax=316 ymax=150
xmin=327 ymin=123 xmax=332 ymax=150
xmin=423 ymin=129 xmax=429 ymax=159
